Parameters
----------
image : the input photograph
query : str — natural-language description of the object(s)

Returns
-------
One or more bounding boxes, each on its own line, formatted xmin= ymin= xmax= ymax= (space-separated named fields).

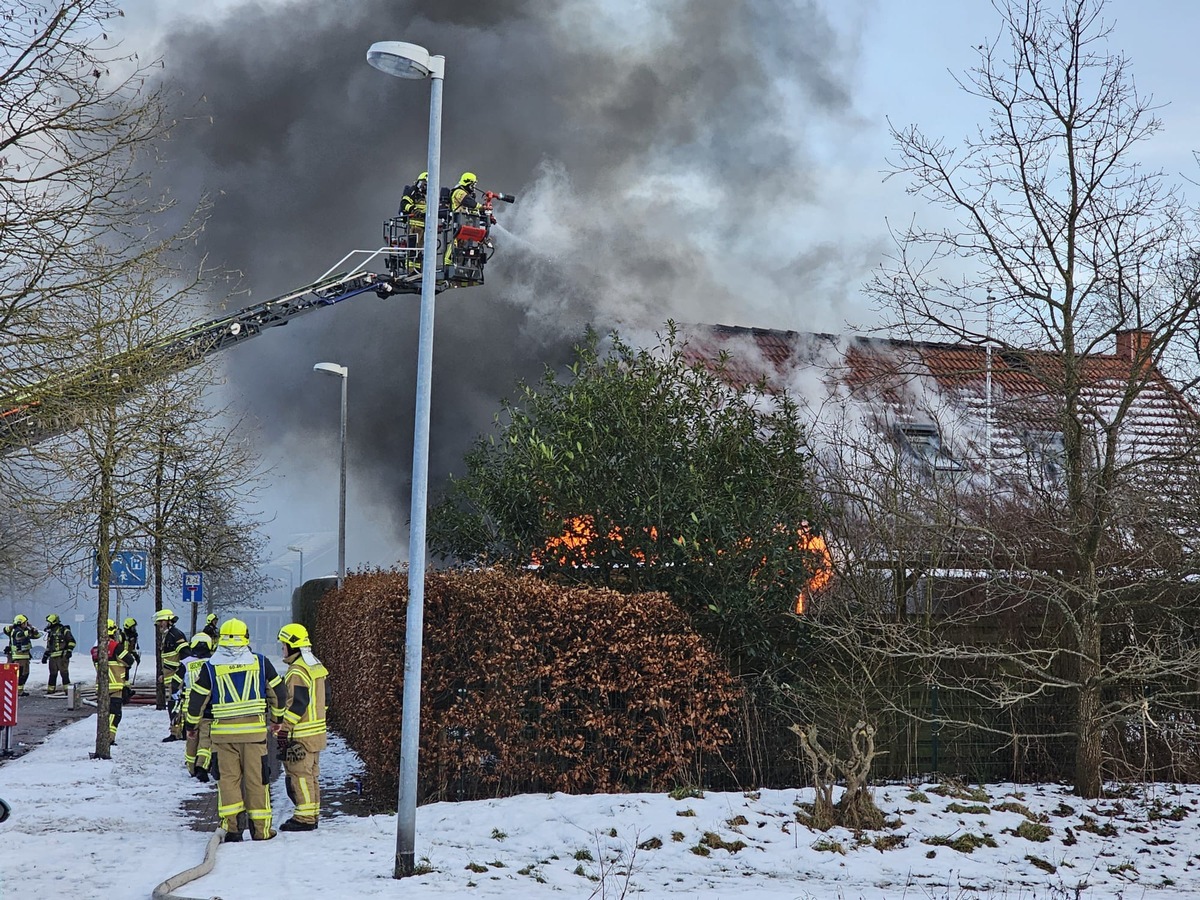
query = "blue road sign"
xmin=182 ymin=571 xmax=204 ymax=605
xmin=90 ymin=550 xmax=149 ymax=589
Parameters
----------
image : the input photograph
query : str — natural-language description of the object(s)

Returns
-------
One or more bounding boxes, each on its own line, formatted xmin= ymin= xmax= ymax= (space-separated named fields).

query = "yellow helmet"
xmin=458 ymin=171 xmax=477 ymax=186
xmin=206 ymin=613 xmax=218 ymax=625
xmin=123 ymin=617 xmax=136 ymax=628
xmin=154 ymin=608 xmax=177 ymax=623
xmin=278 ymin=623 xmax=311 ymax=649
xmin=218 ymin=618 xmax=250 ymax=648
xmin=46 ymin=613 xmax=60 ymax=625
xmin=13 ymin=614 xmax=27 ymax=625
xmin=418 ymin=171 xmax=428 ymax=182
xmin=191 ymin=632 xmax=214 ymax=650
xmin=107 ymin=618 xmax=117 ymax=634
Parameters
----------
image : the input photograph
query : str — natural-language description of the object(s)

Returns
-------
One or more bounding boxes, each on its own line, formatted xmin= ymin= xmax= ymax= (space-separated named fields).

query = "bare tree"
xmin=856 ymin=0 xmax=1200 ymax=797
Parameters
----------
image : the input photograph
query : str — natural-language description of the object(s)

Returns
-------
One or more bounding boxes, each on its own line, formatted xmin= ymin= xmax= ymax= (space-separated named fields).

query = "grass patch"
xmin=907 ymin=791 xmax=930 ymax=803
xmin=727 ymin=815 xmax=749 ymax=828
xmin=671 ymin=831 xmax=685 ymax=842
xmin=1015 ymin=820 xmax=1053 ymax=842
xmin=465 ymin=862 xmax=488 ymax=873
xmin=700 ymin=832 xmax=746 ymax=853
xmin=1148 ymin=802 xmax=1189 ymax=822
xmin=490 ymin=828 xmax=507 ymax=841
xmin=922 ymin=833 xmax=998 ymax=854
xmin=573 ymin=849 xmax=593 ymax=861
xmin=946 ymin=802 xmax=991 ymax=815
xmin=872 ymin=834 xmax=906 ymax=852
xmin=811 ymin=838 xmax=847 ymax=855
xmin=993 ymin=800 xmax=1044 ymax=821
xmin=637 ymin=837 xmax=663 ymax=851
xmin=1049 ymin=802 xmax=1076 ymax=817
xmin=1078 ymin=815 xmax=1119 ymax=837
xmin=930 ymin=779 xmax=991 ymax=803
xmin=689 ymin=844 xmax=710 ymax=857
xmin=1026 ymin=855 xmax=1056 ymax=873
xmin=669 ymin=785 xmax=704 ymax=801
xmin=676 ymin=809 xmax=697 ymax=818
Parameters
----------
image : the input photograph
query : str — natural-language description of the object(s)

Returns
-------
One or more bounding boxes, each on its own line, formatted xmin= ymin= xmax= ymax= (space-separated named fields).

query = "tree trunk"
xmin=1074 ymin=622 xmax=1103 ymax=798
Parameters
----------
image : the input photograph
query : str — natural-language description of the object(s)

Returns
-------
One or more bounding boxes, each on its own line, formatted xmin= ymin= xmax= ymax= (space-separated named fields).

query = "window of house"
xmin=1021 ymin=429 xmax=1065 ymax=485
xmin=897 ymin=423 xmax=964 ymax=474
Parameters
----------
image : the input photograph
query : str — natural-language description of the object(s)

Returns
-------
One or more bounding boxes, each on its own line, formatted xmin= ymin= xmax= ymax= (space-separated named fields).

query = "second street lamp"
xmin=313 ymin=362 xmax=349 ymax=589
xmin=286 ymin=544 xmax=304 ymax=599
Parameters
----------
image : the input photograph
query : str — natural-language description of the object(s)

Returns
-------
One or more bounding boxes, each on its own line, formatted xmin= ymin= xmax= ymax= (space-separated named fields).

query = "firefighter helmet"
xmin=46 ymin=613 xmax=60 ymax=625
xmin=154 ymin=609 xmax=177 ymax=623
xmin=107 ymin=619 xmax=118 ymax=634
xmin=218 ymin=618 xmax=250 ymax=648
xmin=458 ymin=171 xmax=477 ymax=186
xmin=206 ymin=613 xmax=218 ymax=625
xmin=278 ymin=623 xmax=311 ymax=650
xmin=13 ymin=614 xmax=27 ymax=625
xmin=123 ymin=617 xmax=136 ymax=629
xmin=191 ymin=632 xmax=214 ymax=650
xmin=418 ymin=171 xmax=428 ymax=182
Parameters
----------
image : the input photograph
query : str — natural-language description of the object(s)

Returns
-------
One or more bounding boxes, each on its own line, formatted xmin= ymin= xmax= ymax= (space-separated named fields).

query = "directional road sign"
xmin=182 ymin=571 xmax=204 ymax=605
xmin=90 ymin=550 xmax=149 ymax=589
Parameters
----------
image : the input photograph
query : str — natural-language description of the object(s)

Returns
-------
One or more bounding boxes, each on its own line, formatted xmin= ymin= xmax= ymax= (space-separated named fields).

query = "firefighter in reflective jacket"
xmin=400 ymin=171 xmax=428 ymax=273
xmin=43 ymin=613 xmax=76 ymax=694
xmin=181 ymin=632 xmax=215 ymax=781
xmin=186 ymin=618 xmax=284 ymax=842
xmin=273 ymin=623 xmax=329 ymax=831
xmin=4 ymin=614 xmax=41 ymax=696
xmin=91 ymin=620 xmax=133 ymax=743
xmin=155 ymin=608 xmax=188 ymax=741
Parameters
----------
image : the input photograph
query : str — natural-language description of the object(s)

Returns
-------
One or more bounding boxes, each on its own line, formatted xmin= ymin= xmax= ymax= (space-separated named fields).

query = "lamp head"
xmin=313 ymin=362 xmax=348 ymax=378
xmin=366 ymin=41 xmax=443 ymax=80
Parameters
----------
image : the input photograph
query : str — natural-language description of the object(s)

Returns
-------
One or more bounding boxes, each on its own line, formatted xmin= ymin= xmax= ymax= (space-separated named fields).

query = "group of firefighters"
xmin=4 ymin=607 xmax=329 ymax=841
xmin=398 ymin=169 xmax=491 ymax=271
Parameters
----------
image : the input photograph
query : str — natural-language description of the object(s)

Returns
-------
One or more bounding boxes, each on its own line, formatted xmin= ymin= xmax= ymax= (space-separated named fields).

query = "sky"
xmin=24 ymin=0 xmax=1200 ymax=617
xmin=2 ymin=702 xmax=1200 ymax=898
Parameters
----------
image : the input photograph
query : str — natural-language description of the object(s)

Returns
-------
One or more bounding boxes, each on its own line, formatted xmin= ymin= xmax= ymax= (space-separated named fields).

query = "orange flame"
xmin=534 ymin=516 xmax=832 ymax=611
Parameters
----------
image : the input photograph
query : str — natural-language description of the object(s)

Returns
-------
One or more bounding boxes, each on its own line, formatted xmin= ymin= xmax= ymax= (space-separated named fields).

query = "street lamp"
xmin=367 ymin=38 xmax=443 ymax=880
xmin=313 ymin=362 xmax=349 ymax=589
xmin=286 ymin=545 xmax=304 ymax=596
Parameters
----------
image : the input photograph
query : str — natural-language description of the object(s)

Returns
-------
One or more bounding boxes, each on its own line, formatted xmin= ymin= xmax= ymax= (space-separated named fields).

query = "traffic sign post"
xmin=90 ymin=551 xmax=149 ymax=589
xmin=182 ymin=572 xmax=204 ymax=605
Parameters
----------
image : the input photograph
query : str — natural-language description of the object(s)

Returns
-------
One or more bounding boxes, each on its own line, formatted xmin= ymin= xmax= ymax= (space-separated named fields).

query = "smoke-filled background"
xmin=105 ymin=0 xmax=1200 ymax=584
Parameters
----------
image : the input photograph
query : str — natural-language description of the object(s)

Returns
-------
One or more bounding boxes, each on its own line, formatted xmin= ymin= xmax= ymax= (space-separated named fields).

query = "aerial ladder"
xmin=0 ymin=187 xmax=515 ymax=451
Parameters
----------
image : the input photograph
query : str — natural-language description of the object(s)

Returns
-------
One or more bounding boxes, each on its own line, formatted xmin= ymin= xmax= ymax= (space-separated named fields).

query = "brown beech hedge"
xmin=315 ymin=567 xmax=742 ymax=801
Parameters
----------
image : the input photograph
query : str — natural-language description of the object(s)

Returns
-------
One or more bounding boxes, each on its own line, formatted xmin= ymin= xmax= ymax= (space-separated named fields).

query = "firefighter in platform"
xmin=91 ymin=620 xmax=134 ymax=744
xmin=181 ymin=632 xmax=215 ymax=782
xmin=155 ymin=608 xmax=188 ymax=741
xmin=400 ymin=171 xmax=428 ymax=273
xmin=273 ymin=623 xmax=329 ymax=831
xmin=3 ymin=614 xmax=41 ymax=696
xmin=186 ymin=618 xmax=285 ymax=842
xmin=203 ymin=613 xmax=219 ymax=643
xmin=444 ymin=171 xmax=484 ymax=267
xmin=42 ymin=614 xmax=76 ymax=694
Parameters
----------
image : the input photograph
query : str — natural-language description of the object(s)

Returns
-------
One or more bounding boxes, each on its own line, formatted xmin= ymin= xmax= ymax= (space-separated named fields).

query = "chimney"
xmin=1115 ymin=328 xmax=1152 ymax=362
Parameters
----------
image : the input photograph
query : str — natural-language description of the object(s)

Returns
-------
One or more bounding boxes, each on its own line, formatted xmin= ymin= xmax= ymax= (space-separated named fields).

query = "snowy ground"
xmin=1 ymin=707 xmax=1198 ymax=899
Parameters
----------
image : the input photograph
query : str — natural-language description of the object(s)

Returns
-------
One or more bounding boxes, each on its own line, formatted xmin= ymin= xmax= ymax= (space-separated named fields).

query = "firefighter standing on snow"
xmin=186 ymin=618 xmax=284 ymax=842
xmin=181 ymin=632 xmax=215 ymax=782
xmin=92 ymin=620 xmax=134 ymax=743
xmin=155 ymin=608 xmax=188 ymax=741
xmin=3 ymin=614 xmax=41 ymax=696
xmin=273 ymin=623 xmax=329 ymax=831
xmin=42 ymin=614 xmax=76 ymax=694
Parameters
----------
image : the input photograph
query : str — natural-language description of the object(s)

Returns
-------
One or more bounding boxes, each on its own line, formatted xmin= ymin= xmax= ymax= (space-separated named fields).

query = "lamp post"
xmin=313 ymin=362 xmax=349 ymax=589
xmin=286 ymin=545 xmax=304 ymax=597
xmin=367 ymin=38 xmax=443 ymax=880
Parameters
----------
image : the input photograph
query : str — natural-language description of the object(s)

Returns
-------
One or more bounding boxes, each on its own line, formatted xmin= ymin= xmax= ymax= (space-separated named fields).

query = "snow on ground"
xmin=1 ymin=707 xmax=1199 ymax=898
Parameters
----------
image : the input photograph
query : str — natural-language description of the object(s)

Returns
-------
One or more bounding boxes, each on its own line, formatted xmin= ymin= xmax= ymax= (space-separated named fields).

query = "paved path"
xmin=0 ymin=675 xmax=163 ymax=766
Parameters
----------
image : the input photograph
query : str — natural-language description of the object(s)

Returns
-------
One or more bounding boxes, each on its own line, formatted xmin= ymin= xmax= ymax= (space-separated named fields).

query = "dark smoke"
xmin=146 ymin=0 xmax=868 ymax=563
